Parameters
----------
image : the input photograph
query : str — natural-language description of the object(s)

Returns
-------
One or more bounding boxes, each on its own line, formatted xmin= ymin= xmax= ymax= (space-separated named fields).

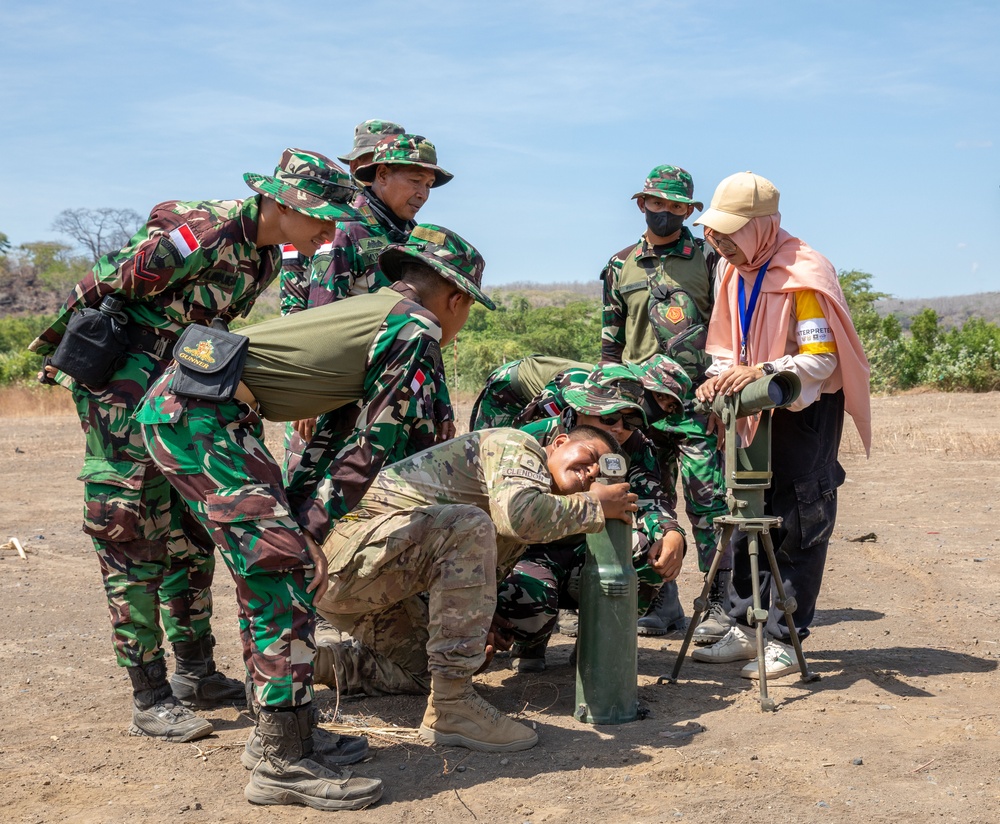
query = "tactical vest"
xmin=616 ymin=240 xmax=712 ymax=367
xmin=240 ymin=288 xmax=407 ymax=421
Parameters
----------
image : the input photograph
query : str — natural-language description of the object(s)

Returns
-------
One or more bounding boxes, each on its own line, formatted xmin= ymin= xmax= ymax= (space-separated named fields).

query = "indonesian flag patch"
xmin=316 ymin=241 xmax=334 ymax=254
xmin=542 ymin=400 xmax=560 ymax=417
xmin=410 ymin=368 xmax=426 ymax=393
xmin=168 ymin=223 xmax=199 ymax=258
xmin=281 ymin=243 xmax=299 ymax=260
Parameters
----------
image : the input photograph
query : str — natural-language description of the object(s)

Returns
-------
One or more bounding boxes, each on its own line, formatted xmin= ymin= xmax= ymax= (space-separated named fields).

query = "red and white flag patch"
xmin=281 ymin=243 xmax=299 ymax=260
xmin=542 ymin=400 xmax=559 ymax=417
xmin=168 ymin=224 xmax=200 ymax=258
xmin=410 ymin=369 xmax=426 ymax=393
xmin=316 ymin=241 xmax=334 ymax=254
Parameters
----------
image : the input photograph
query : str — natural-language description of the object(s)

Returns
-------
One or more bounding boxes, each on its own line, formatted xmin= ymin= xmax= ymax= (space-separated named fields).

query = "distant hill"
xmin=874 ymin=292 xmax=1000 ymax=330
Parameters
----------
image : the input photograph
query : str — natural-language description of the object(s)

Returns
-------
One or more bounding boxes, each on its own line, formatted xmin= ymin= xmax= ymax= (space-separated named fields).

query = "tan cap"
xmin=693 ymin=172 xmax=779 ymax=234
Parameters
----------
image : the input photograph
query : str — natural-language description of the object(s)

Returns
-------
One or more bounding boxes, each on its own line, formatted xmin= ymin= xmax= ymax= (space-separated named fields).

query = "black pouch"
xmin=169 ymin=320 xmax=248 ymax=402
xmin=50 ymin=307 xmax=130 ymax=389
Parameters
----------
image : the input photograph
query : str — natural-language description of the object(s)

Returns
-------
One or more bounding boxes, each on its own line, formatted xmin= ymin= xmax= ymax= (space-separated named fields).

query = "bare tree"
xmin=51 ymin=207 xmax=144 ymax=262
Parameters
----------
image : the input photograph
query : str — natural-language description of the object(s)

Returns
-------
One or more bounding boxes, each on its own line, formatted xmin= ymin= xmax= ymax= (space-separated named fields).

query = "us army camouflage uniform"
xmin=469 ymin=356 xmax=592 ymax=431
xmin=496 ymin=416 xmax=683 ymax=644
xmin=314 ymin=429 xmax=605 ymax=696
xmin=29 ymin=196 xmax=282 ymax=669
xmin=601 ymin=230 xmax=727 ymax=573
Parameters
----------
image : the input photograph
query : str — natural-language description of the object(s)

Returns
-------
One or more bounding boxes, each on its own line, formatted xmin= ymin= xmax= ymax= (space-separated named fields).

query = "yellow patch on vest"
xmin=412 ymin=226 xmax=447 ymax=245
xmin=665 ymin=306 xmax=685 ymax=324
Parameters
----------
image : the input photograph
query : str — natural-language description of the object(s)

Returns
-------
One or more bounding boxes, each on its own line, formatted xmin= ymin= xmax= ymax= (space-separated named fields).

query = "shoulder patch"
xmin=620 ymin=280 xmax=648 ymax=295
xmin=167 ymin=223 xmax=200 ymax=258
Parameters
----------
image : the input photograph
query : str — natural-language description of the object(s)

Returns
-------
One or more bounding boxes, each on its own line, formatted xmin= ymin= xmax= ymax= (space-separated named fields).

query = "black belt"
xmin=129 ymin=325 xmax=178 ymax=360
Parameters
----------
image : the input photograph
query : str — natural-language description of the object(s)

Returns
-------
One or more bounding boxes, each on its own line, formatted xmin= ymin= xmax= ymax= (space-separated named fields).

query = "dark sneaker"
xmin=129 ymin=698 xmax=214 ymax=742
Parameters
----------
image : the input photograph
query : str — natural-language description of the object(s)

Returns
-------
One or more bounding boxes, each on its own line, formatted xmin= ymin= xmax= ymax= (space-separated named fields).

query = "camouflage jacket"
xmin=306 ymin=190 xmax=411 ymax=307
xmin=335 ymin=428 xmax=605 ymax=578
xmin=29 ymin=196 xmax=280 ymax=405
xmin=278 ymin=243 xmax=310 ymax=315
xmin=520 ymin=417 xmax=683 ymax=544
xmin=600 ymin=229 xmax=713 ymax=383
xmin=285 ymin=283 xmax=452 ymax=543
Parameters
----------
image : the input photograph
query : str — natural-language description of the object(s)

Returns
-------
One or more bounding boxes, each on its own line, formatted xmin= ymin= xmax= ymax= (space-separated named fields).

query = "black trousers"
xmin=729 ymin=390 xmax=846 ymax=642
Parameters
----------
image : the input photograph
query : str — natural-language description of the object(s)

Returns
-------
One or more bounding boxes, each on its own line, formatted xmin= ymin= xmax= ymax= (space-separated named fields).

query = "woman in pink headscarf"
xmin=689 ymin=172 xmax=871 ymax=679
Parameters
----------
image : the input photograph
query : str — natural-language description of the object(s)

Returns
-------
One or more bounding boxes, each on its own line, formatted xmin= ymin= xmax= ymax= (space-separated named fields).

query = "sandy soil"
xmin=1 ymin=392 xmax=998 ymax=824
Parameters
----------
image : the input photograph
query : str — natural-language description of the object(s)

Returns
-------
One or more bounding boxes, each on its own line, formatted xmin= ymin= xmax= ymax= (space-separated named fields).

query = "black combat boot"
xmin=170 ymin=634 xmax=246 ymax=709
xmin=693 ymin=569 xmax=736 ymax=645
xmin=127 ymin=658 xmax=213 ymax=742
xmin=244 ymin=705 xmax=382 ymax=811
xmin=242 ymin=673 xmax=369 ymax=770
xmin=511 ymin=635 xmax=550 ymax=673
xmin=637 ymin=580 xmax=688 ymax=636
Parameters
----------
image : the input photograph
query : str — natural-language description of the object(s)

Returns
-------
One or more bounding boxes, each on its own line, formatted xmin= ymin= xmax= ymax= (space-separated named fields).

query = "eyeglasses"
xmin=598 ymin=412 xmax=645 ymax=431
xmin=705 ymin=228 xmax=739 ymax=256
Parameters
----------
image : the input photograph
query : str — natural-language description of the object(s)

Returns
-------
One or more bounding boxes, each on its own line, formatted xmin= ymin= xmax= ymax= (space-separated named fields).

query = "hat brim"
xmin=692 ymin=207 xmax=750 ymax=234
xmin=337 ymin=146 xmax=375 ymax=164
xmin=244 ymin=173 xmax=359 ymax=222
xmin=631 ymin=191 xmax=703 ymax=211
xmin=379 ymin=247 xmax=496 ymax=310
xmin=562 ymin=389 xmax=648 ymax=425
xmin=354 ymin=160 xmax=454 ymax=188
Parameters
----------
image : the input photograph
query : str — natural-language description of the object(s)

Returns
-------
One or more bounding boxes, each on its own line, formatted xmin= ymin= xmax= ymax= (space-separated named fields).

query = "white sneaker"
xmin=740 ymin=639 xmax=798 ymax=679
xmin=691 ymin=625 xmax=756 ymax=663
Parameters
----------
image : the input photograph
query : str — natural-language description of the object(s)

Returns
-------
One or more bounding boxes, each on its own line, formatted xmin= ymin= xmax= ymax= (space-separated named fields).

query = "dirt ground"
xmin=1 ymin=392 xmax=998 ymax=824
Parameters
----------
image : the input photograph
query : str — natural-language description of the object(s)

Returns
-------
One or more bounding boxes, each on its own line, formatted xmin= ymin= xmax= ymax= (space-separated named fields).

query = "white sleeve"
xmin=767 ymin=353 xmax=838 ymax=410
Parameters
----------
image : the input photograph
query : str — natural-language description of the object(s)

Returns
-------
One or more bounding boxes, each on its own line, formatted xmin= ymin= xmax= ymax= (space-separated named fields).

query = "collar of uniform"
xmin=242 ymin=195 xmax=263 ymax=253
xmin=391 ymin=280 xmax=422 ymax=304
xmin=635 ymin=226 xmax=697 ymax=262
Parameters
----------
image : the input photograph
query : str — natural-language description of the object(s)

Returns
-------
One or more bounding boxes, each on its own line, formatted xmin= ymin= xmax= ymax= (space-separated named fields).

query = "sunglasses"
xmin=598 ymin=412 xmax=645 ymax=431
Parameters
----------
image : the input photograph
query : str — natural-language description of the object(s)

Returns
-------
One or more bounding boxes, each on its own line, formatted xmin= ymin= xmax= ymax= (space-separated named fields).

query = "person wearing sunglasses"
xmin=495 ymin=364 xmax=687 ymax=673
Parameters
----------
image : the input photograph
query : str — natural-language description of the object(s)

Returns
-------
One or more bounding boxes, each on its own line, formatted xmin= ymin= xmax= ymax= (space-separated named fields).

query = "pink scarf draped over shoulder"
xmin=706 ymin=215 xmax=872 ymax=456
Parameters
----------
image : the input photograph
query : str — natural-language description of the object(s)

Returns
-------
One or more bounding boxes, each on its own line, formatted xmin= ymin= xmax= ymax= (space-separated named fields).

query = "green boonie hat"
xmin=379 ymin=224 xmax=495 ymax=310
xmin=244 ymin=148 xmax=359 ymax=221
xmin=631 ymin=165 xmax=703 ymax=211
xmin=354 ymin=134 xmax=454 ymax=188
xmin=562 ymin=364 xmax=648 ymax=426
xmin=338 ymin=119 xmax=406 ymax=164
xmin=633 ymin=355 xmax=693 ymax=407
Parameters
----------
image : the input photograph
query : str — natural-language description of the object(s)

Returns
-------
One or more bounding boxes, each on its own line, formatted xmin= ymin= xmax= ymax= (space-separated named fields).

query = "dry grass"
xmin=0 ymin=384 xmax=75 ymax=417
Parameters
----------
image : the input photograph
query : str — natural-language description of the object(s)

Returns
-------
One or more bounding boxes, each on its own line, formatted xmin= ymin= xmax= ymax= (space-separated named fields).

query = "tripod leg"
xmin=745 ymin=529 xmax=775 ymax=711
xmin=760 ymin=530 xmax=820 ymax=683
xmin=658 ymin=523 xmax=735 ymax=685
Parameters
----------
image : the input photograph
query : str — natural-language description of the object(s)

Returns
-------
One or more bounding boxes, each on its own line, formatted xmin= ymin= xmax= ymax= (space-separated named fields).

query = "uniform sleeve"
xmin=628 ymin=435 xmax=684 ymax=543
xmin=306 ymin=228 xmax=361 ymax=308
xmin=600 ymin=255 xmax=627 ymax=363
xmin=287 ymin=307 xmax=446 ymax=543
xmin=484 ymin=434 xmax=605 ymax=544
xmin=278 ymin=261 xmax=311 ymax=316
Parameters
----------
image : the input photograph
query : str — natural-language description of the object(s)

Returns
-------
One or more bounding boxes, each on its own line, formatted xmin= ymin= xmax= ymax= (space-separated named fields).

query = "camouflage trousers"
xmin=74 ymin=389 xmax=216 ymax=668
xmin=315 ymin=505 xmax=498 ymax=696
xmin=138 ymin=369 xmax=317 ymax=708
xmin=651 ymin=410 xmax=729 ymax=573
xmin=497 ymin=533 xmax=662 ymax=646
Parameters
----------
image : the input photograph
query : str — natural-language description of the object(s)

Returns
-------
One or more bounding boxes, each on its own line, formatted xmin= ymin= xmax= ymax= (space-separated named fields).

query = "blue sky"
xmin=1 ymin=0 xmax=997 ymax=299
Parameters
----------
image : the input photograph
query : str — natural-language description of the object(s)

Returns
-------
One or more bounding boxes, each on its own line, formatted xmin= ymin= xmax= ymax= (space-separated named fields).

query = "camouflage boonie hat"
xmin=244 ymin=148 xmax=359 ymax=221
xmin=562 ymin=364 xmax=648 ymax=426
xmin=631 ymin=165 xmax=703 ymax=211
xmin=379 ymin=224 xmax=495 ymax=310
xmin=354 ymin=134 xmax=454 ymax=188
xmin=337 ymin=119 xmax=406 ymax=164
xmin=633 ymin=355 xmax=693 ymax=407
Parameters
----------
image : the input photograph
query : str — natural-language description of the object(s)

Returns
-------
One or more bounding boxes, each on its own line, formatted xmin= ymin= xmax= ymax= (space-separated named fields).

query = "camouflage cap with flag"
xmin=337 ymin=119 xmax=406 ymax=164
xmin=631 ymin=165 xmax=703 ymax=211
xmin=244 ymin=148 xmax=360 ymax=221
xmin=354 ymin=134 xmax=454 ymax=188
xmin=632 ymin=354 xmax=693 ymax=407
xmin=561 ymin=364 xmax=648 ymax=425
xmin=379 ymin=224 xmax=495 ymax=310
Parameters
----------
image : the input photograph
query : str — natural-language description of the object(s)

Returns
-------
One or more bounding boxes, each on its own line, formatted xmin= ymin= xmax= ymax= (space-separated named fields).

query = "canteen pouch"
xmin=49 ymin=307 xmax=129 ymax=389
xmin=169 ymin=321 xmax=248 ymax=402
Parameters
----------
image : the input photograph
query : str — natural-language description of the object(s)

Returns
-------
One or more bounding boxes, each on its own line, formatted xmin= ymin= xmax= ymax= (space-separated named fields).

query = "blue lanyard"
xmin=737 ymin=259 xmax=770 ymax=365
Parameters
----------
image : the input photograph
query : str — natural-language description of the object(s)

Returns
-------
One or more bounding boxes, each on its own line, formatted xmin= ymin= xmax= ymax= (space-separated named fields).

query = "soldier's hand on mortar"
xmin=435 ymin=419 xmax=456 ymax=443
xmin=303 ymin=534 xmax=329 ymax=600
xmin=476 ymin=613 xmax=515 ymax=674
xmin=588 ymin=481 xmax=638 ymax=523
xmin=293 ymin=417 xmax=317 ymax=441
xmin=648 ymin=532 xmax=685 ymax=581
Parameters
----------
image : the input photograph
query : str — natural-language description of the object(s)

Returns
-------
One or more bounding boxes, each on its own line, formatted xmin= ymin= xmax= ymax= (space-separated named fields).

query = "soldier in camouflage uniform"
xmin=312 ymin=426 xmax=635 ymax=751
xmin=29 ymin=149 xmax=361 ymax=752
xmin=136 ymin=224 xmax=490 ymax=810
xmin=600 ymin=165 xmax=731 ymax=643
xmin=498 ymin=364 xmax=687 ymax=672
xmin=469 ymin=355 xmax=592 ymax=430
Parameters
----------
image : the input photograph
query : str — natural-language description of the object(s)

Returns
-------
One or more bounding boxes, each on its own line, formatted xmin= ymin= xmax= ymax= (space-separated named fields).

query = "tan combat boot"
xmin=418 ymin=674 xmax=538 ymax=752
xmin=244 ymin=706 xmax=382 ymax=811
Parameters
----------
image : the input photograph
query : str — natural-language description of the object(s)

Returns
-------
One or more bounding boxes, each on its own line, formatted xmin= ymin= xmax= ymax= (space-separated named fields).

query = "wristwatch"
xmin=755 ymin=362 xmax=776 ymax=375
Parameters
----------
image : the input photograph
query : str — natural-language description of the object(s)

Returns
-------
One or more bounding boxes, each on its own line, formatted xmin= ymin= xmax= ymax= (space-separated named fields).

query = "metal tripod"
xmin=655 ymin=373 xmax=820 ymax=711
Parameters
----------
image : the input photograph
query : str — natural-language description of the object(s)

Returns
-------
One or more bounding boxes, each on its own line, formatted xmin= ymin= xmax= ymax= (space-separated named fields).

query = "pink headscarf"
xmin=706 ymin=214 xmax=872 ymax=455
